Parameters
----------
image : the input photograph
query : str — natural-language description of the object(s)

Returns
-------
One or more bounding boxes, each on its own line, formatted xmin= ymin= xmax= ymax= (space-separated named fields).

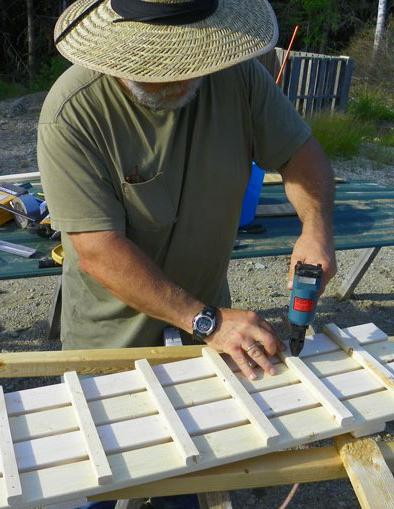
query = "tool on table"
xmin=0 ymin=199 xmax=58 ymax=238
xmin=38 ymin=244 xmax=64 ymax=269
xmin=0 ymin=182 xmax=28 ymax=196
xmin=288 ymin=261 xmax=323 ymax=356
xmin=0 ymin=240 xmax=36 ymax=258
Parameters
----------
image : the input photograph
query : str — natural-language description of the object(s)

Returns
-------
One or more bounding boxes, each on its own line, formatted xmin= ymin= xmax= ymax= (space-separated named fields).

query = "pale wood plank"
xmin=202 ymin=349 xmax=279 ymax=447
xmin=135 ymin=359 xmax=199 ymax=466
xmin=336 ymin=434 xmax=394 ymax=509
xmin=91 ymin=442 xmax=391 ymax=501
xmin=367 ymin=340 xmax=394 ymax=363
xmin=323 ymin=324 xmax=394 ymax=391
xmin=63 ymin=371 xmax=112 ymax=485
xmin=0 ymin=387 xmax=22 ymax=504
xmin=305 ymin=350 xmax=360 ymax=377
xmin=343 ymin=323 xmax=388 ymax=344
xmin=0 ymin=172 xmax=40 ymax=183
xmin=279 ymin=352 xmax=355 ymax=426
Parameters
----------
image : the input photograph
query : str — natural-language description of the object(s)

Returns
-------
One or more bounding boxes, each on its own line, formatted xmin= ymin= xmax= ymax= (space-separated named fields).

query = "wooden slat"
xmin=91 ymin=441 xmax=394 ymax=501
xmin=343 ymin=323 xmax=388 ymax=344
xmin=279 ymin=352 xmax=355 ymax=426
xmin=0 ymin=387 xmax=22 ymax=504
xmin=0 ymin=172 xmax=40 ymax=183
xmin=202 ymin=349 xmax=279 ymax=447
xmin=336 ymin=434 xmax=394 ymax=509
xmin=135 ymin=359 xmax=199 ymax=466
xmin=63 ymin=371 xmax=112 ymax=485
xmin=323 ymin=324 xmax=394 ymax=391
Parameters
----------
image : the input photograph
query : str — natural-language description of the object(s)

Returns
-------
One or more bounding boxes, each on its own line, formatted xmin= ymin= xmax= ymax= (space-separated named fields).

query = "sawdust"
xmin=342 ymin=439 xmax=377 ymax=466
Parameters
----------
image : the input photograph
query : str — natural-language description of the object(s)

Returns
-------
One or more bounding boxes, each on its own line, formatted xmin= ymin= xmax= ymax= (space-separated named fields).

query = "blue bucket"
xmin=239 ymin=162 xmax=265 ymax=227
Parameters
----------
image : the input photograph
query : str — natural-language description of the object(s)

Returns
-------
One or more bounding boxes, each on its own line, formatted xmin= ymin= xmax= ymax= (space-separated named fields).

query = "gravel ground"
xmin=0 ymin=93 xmax=393 ymax=508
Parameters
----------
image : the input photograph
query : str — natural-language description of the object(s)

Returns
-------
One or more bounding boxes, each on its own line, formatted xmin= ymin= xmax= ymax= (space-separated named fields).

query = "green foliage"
xmin=30 ymin=56 xmax=71 ymax=92
xmin=378 ymin=133 xmax=394 ymax=147
xmin=308 ymin=113 xmax=375 ymax=157
xmin=348 ymin=88 xmax=394 ymax=123
xmin=0 ymin=80 xmax=27 ymax=101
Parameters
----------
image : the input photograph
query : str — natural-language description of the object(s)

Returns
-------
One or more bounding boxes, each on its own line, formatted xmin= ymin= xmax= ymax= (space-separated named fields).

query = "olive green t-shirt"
xmin=38 ymin=59 xmax=311 ymax=350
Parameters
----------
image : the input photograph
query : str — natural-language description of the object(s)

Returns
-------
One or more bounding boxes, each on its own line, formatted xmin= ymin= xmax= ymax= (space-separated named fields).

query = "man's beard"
xmin=122 ymin=78 xmax=203 ymax=111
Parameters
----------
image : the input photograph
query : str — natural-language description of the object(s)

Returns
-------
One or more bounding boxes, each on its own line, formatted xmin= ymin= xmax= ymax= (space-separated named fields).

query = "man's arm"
xmin=70 ymin=231 xmax=283 ymax=379
xmin=278 ymin=136 xmax=337 ymax=291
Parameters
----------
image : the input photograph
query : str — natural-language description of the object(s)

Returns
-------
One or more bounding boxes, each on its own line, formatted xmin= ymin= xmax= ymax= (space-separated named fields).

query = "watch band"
xmin=192 ymin=306 xmax=218 ymax=343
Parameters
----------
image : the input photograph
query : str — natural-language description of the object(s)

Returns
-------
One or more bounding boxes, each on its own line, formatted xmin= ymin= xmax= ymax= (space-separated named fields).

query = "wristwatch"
xmin=192 ymin=306 xmax=218 ymax=343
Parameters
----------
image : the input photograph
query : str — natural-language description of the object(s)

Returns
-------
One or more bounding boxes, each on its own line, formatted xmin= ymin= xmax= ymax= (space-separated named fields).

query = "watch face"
xmin=196 ymin=316 xmax=213 ymax=333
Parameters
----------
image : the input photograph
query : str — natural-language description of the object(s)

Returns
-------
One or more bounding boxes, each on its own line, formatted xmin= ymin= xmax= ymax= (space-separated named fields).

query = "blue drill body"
xmin=288 ymin=262 xmax=323 ymax=356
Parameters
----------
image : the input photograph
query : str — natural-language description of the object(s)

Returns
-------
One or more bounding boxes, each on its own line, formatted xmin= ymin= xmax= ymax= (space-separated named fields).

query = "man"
xmin=38 ymin=0 xmax=336 ymax=506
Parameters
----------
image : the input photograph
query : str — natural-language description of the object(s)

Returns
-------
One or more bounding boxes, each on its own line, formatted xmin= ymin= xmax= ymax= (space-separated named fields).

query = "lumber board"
xmin=1 ymin=330 xmax=381 ymax=379
xmin=0 ymin=387 xmax=22 ymax=504
xmin=279 ymin=351 xmax=355 ymax=426
xmin=89 ymin=443 xmax=384 ymax=500
xmin=135 ymin=359 xmax=199 ymax=466
xmin=0 ymin=346 xmax=206 ymax=378
xmin=63 ymin=371 xmax=113 ymax=485
xmin=0 ymin=172 xmax=40 ymax=183
xmin=202 ymin=349 xmax=279 ymax=447
xmin=336 ymin=435 xmax=394 ymax=509
xmin=323 ymin=324 xmax=394 ymax=391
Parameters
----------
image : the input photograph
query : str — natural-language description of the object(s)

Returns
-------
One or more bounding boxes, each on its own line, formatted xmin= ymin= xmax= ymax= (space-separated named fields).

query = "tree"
xmin=374 ymin=0 xmax=387 ymax=57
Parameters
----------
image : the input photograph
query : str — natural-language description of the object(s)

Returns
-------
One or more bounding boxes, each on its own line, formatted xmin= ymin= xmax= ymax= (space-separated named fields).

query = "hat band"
xmin=111 ymin=0 xmax=218 ymax=25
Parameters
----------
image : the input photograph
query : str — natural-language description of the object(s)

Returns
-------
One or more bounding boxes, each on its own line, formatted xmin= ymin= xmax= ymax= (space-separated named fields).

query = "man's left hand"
xmin=288 ymin=231 xmax=337 ymax=294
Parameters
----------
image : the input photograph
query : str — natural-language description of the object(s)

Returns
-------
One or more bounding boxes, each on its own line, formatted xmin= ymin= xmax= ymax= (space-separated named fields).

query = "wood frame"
xmin=0 ymin=326 xmax=394 ymax=507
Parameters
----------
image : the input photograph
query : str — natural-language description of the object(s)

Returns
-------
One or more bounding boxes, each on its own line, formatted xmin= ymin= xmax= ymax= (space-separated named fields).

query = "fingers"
xmin=230 ymin=348 xmax=259 ymax=380
xmin=245 ymin=342 xmax=277 ymax=377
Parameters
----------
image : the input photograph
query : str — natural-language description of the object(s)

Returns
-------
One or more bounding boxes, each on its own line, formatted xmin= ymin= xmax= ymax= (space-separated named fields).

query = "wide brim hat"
xmin=55 ymin=0 xmax=279 ymax=82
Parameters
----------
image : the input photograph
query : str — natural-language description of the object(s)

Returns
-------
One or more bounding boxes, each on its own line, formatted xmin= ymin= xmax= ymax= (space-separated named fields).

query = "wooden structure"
xmin=260 ymin=47 xmax=354 ymax=116
xmin=0 ymin=323 xmax=393 ymax=508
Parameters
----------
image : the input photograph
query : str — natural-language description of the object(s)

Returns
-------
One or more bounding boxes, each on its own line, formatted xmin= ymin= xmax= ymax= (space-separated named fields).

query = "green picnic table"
xmin=1 ymin=179 xmax=393 ymax=336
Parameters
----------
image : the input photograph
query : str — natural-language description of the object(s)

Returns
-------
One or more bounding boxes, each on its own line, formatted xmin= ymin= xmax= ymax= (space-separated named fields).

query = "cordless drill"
xmin=288 ymin=262 xmax=323 ymax=356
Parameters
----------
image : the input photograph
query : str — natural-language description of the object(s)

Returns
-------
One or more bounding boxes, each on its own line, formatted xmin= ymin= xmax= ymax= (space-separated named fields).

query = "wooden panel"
xmin=0 ymin=387 xmax=22 ymax=504
xmin=279 ymin=353 xmax=355 ymax=426
xmin=323 ymin=324 xmax=394 ymax=391
xmin=63 ymin=371 xmax=112 ymax=485
xmin=202 ymin=349 xmax=279 ymax=446
xmin=91 ymin=441 xmax=394 ymax=500
xmin=135 ymin=359 xmax=199 ymax=466
xmin=0 ymin=324 xmax=392 ymax=509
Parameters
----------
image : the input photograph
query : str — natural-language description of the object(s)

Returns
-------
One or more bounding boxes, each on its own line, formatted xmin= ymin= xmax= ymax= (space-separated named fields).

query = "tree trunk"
xmin=26 ymin=0 xmax=35 ymax=85
xmin=374 ymin=0 xmax=387 ymax=56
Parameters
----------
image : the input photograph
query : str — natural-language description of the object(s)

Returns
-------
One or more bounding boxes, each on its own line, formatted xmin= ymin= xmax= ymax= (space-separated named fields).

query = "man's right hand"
xmin=205 ymin=308 xmax=284 ymax=380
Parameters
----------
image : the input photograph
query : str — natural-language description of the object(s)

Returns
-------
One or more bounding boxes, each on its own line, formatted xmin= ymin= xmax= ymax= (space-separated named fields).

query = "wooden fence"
xmin=260 ymin=48 xmax=354 ymax=117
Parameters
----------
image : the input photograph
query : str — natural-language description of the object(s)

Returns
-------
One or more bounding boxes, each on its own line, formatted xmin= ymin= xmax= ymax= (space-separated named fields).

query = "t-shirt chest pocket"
xmin=122 ymin=172 xmax=176 ymax=230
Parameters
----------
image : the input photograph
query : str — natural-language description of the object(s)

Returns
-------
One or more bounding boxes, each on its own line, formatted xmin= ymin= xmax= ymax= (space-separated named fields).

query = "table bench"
xmin=1 ymin=180 xmax=393 ymax=336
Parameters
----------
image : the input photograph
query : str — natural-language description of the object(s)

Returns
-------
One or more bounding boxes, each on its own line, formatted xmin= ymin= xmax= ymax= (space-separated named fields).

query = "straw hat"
xmin=55 ymin=0 xmax=279 ymax=82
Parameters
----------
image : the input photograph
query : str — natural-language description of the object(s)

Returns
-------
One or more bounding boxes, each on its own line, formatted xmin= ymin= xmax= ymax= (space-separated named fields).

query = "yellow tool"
xmin=51 ymin=244 xmax=64 ymax=265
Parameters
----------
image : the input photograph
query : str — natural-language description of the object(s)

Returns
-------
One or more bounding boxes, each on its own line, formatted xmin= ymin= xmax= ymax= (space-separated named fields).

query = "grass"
xmin=348 ymin=88 xmax=394 ymax=123
xmin=0 ymin=80 xmax=27 ymax=101
xmin=0 ymin=56 xmax=71 ymax=101
xmin=308 ymin=113 xmax=375 ymax=158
